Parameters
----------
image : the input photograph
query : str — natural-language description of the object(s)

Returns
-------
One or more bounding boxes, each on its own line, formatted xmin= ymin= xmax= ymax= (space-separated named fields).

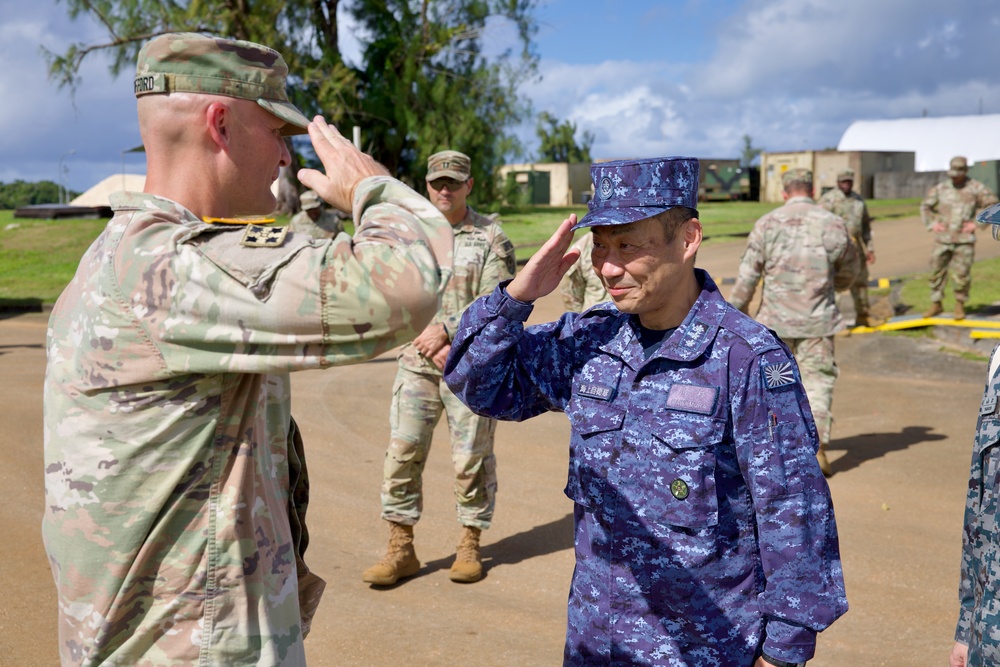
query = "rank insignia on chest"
xmin=762 ymin=361 xmax=796 ymax=390
xmin=241 ymin=224 xmax=288 ymax=248
xmin=981 ymin=392 xmax=998 ymax=416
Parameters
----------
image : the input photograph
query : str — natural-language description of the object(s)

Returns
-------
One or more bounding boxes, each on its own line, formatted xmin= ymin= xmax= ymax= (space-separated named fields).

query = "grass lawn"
xmin=0 ymin=197 xmax=925 ymax=305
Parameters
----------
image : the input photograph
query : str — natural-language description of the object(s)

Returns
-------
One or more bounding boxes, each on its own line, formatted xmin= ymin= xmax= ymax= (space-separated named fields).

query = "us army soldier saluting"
xmin=42 ymin=32 xmax=452 ymax=666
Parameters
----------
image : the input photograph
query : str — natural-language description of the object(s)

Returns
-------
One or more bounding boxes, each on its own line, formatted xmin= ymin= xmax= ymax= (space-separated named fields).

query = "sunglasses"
xmin=428 ymin=178 xmax=467 ymax=191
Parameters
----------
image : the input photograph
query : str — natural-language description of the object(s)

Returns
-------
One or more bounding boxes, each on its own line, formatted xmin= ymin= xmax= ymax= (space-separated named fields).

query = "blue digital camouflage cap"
xmin=977 ymin=201 xmax=1000 ymax=240
xmin=574 ymin=157 xmax=700 ymax=230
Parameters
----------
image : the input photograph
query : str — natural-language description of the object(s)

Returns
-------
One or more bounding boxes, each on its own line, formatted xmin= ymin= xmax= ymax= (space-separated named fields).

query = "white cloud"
xmin=0 ymin=1 xmax=141 ymax=190
xmin=520 ymin=0 xmax=1000 ymax=164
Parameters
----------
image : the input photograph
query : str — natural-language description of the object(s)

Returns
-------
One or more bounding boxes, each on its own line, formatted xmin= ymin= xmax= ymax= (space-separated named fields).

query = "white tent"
xmin=70 ymin=174 xmax=147 ymax=207
xmin=838 ymin=114 xmax=1000 ymax=173
xmin=70 ymin=174 xmax=282 ymax=208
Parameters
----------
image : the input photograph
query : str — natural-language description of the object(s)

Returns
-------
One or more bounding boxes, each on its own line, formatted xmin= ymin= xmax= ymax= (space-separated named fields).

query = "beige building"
xmin=760 ymin=150 xmax=914 ymax=202
xmin=496 ymin=162 xmax=592 ymax=206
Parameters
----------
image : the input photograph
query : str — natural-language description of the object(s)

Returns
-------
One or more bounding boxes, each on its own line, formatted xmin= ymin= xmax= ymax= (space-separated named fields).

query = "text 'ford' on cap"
xmin=134 ymin=32 xmax=310 ymax=136
xmin=574 ymin=157 xmax=700 ymax=230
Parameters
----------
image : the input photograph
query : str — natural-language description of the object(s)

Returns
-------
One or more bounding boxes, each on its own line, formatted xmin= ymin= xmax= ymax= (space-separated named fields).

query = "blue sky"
xmin=3 ymin=0 xmax=1000 ymax=192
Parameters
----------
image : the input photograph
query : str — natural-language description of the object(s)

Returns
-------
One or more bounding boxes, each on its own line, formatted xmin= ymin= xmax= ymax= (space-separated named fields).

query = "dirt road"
xmin=1 ymin=216 xmax=993 ymax=666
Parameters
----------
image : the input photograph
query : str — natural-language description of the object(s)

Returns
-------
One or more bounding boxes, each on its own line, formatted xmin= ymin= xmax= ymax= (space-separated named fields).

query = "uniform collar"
xmin=453 ymin=206 xmax=482 ymax=233
xmin=599 ymin=269 xmax=723 ymax=367
xmin=109 ymin=190 xmax=204 ymax=225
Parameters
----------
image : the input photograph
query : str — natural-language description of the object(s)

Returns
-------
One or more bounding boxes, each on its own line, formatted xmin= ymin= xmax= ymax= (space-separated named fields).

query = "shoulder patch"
xmin=241 ymin=224 xmax=288 ymax=248
xmin=761 ymin=360 xmax=796 ymax=389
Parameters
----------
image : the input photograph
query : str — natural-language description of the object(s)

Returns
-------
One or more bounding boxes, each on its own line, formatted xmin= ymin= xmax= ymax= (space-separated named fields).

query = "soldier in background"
xmin=362 ymin=150 xmax=516 ymax=587
xmin=921 ymin=156 xmax=998 ymax=320
xmin=560 ymin=232 xmax=609 ymax=312
xmin=289 ymin=188 xmax=348 ymax=238
xmin=41 ymin=32 xmax=452 ymax=666
xmin=729 ymin=168 xmax=858 ymax=477
xmin=819 ymin=168 xmax=875 ymax=326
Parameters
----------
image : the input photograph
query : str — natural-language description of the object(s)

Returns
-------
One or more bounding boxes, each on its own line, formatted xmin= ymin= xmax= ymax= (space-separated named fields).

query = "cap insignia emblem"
xmin=599 ymin=176 xmax=614 ymax=200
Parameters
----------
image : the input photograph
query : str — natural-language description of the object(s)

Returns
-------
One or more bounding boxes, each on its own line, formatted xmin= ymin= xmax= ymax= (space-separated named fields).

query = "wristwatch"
xmin=761 ymin=653 xmax=805 ymax=667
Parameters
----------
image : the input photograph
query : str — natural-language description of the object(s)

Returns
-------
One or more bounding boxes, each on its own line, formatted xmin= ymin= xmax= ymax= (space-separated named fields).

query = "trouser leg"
xmin=786 ymin=336 xmax=838 ymax=446
xmin=442 ymin=381 xmax=498 ymax=530
xmin=928 ymin=243 xmax=954 ymax=304
xmin=951 ymin=243 xmax=975 ymax=303
xmin=380 ymin=366 xmax=443 ymax=525
xmin=851 ymin=257 xmax=870 ymax=320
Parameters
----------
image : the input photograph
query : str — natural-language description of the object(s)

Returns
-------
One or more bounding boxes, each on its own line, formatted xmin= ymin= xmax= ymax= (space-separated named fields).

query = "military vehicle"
xmin=698 ymin=159 xmax=760 ymax=201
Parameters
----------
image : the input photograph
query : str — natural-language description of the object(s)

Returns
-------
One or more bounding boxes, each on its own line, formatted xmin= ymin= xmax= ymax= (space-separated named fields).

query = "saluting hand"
xmin=298 ymin=116 xmax=390 ymax=213
xmin=505 ymin=214 xmax=582 ymax=303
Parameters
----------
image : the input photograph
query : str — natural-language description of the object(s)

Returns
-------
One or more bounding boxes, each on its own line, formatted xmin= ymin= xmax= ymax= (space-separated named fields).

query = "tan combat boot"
xmin=361 ymin=522 xmax=420 ymax=586
xmin=954 ymin=301 xmax=966 ymax=320
xmin=816 ymin=443 xmax=832 ymax=478
xmin=923 ymin=301 xmax=943 ymax=318
xmin=449 ymin=526 xmax=483 ymax=583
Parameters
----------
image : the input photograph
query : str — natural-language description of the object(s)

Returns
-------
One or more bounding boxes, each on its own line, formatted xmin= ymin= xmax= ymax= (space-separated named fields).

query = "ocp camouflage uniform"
xmin=42 ymin=177 xmax=452 ymax=666
xmin=922 ymin=178 xmax=998 ymax=304
xmin=288 ymin=208 xmax=347 ymax=239
xmin=728 ymin=196 xmax=858 ymax=448
xmin=819 ymin=186 xmax=873 ymax=322
xmin=560 ymin=232 xmax=610 ymax=312
xmin=382 ymin=207 xmax=516 ymax=529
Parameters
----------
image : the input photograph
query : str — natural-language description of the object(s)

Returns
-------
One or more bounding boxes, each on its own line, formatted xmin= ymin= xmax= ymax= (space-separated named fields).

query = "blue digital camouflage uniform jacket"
xmin=444 ymin=270 xmax=848 ymax=666
xmin=956 ymin=344 xmax=1000 ymax=666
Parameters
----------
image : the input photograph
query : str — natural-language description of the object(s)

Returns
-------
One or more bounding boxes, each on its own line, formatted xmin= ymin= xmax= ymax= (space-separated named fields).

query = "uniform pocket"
xmin=632 ymin=413 xmax=723 ymax=530
xmin=975 ymin=418 xmax=1000 ymax=513
xmin=564 ymin=400 xmax=626 ymax=510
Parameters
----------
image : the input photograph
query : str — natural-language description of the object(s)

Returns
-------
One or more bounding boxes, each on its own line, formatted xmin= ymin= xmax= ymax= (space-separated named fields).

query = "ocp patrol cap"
xmin=427 ymin=150 xmax=472 ymax=181
xmin=134 ymin=32 xmax=310 ymax=136
xmin=782 ymin=168 xmax=813 ymax=186
xmin=574 ymin=157 xmax=700 ymax=230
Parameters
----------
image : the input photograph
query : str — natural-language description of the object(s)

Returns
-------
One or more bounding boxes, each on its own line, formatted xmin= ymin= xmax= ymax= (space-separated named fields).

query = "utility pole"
xmin=58 ymin=148 xmax=76 ymax=204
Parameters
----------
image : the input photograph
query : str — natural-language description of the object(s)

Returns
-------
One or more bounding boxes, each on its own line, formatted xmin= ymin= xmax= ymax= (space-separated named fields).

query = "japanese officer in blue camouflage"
xmin=43 ymin=32 xmax=453 ymax=667
xmin=951 ymin=200 xmax=1000 ymax=667
xmin=444 ymin=157 xmax=848 ymax=666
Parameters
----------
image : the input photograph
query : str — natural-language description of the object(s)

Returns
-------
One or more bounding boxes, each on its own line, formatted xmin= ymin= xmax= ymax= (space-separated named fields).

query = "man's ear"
xmin=206 ymin=101 xmax=232 ymax=149
xmin=465 ymin=177 xmax=475 ymax=195
xmin=683 ymin=218 xmax=703 ymax=258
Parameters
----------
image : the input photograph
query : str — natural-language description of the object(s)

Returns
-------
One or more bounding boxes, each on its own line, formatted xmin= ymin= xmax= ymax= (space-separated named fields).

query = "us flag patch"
xmin=762 ymin=361 xmax=795 ymax=389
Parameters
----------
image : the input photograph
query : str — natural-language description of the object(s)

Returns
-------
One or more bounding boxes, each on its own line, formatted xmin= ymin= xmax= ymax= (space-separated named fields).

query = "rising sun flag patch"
xmin=762 ymin=361 xmax=795 ymax=389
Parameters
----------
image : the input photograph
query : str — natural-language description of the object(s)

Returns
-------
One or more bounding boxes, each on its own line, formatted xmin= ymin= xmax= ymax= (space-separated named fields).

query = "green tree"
xmin=740 ymin=134 xmax=762 ymax=168
xmin=535 ymin=111 xmax=593 ymax=163
xmin=46 ymin=0 xmax=538 ymax=208
xmin=345 ymin=0 xmax=537 ymax=204
xmin=0 ymin=180 xmax=68 ymax=209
